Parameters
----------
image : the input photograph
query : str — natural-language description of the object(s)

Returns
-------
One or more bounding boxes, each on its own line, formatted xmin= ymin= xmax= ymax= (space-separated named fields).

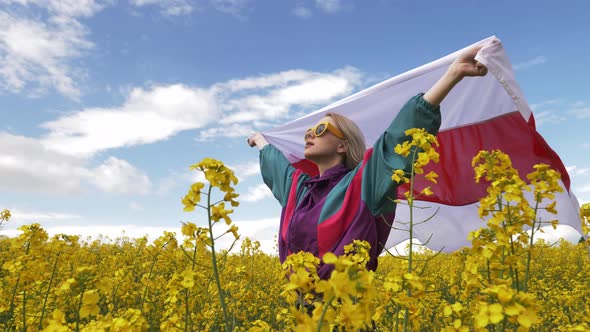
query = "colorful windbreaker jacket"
xmin=259 ymin=93 xmax=441 ymax=279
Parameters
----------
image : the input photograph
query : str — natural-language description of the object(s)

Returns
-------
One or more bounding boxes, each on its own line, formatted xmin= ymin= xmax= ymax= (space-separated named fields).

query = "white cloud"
xmin=533 ymin=110 xmax=566 ymax=127
xmin=241 ymin=183 xmax=273 ymax=202
xmin=39 ymin=68 xmax=363 ymax=151
xmin=197 ymin=124 xmax=253 ymax=141
xmin=531 ymin=98 xmax=590 ymax=125
xmin=228 ymin=160 xmax=260 ymax=181
xmin=3 ymin=0 xmax=107 ymax=18
xmin=1 ymin=223 xmax=177 ymax=241
xmin=188 ymin=170 xmax=207 ymax=187
xmin=216 ymin=67 xmax=363 ymax=125
xmin=567 ymin=165 xmax=590 ymax=177
xmin=2 ymin=66 xmax=363 ymax=194
xmin=3 ymin=207 xmax=80 ymax=225
xmin=89 ymin=157 xmax=152 ymax=194
xmin=530 ymin=99 xmax=561 ymax=111
xmin=0 ymin=132 xmax=153 ymax=194
xmin=41 ymin=84 xmax=218 ymax=157
xmin=214 ymin=217 xmax=279 ymax=255
xmin=513 ymin=56 xmax=547 ymax=70
xmin=156 ymin=160 xmax=259 ymax=197
xmin=576 ymin=174 xmax=590 ymax=203
xmin=315 ymin=0 xmax=344 ymax=13
xmin=568 ymin=166 xmax=590 ymax=204
xmin=1 ymin=216 xmax=281 ymax=255
xmin=130 ymin=0 xmax=252 ymax=17
xmin=156 ymin=167 xmax=206 ymax=195
xmin=130 ymin=0 xmax=195 ymax=16
xmin=214 ymin=69 xmax=318 ymax=93
xmin=155 ymin=174 xmax=180 ymax=196
xmin=0 ymin=1 xmax=104 ymax=98
xmin=530 ymin=99 xmax=566 ymax=126
xmin=292 ymin=4 xmax=312 ymax=18
xmin=569 ymin=105 xmax=590 ymax=119
xmin=129 ymin=201 xmax=144 ymax=210
xmin=0 ymin=132 xmax=89 ymax=193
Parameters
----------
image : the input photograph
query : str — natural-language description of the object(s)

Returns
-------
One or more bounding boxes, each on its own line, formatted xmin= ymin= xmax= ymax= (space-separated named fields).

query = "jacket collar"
xmin=305 ymin=164 xmax=350 ymax=184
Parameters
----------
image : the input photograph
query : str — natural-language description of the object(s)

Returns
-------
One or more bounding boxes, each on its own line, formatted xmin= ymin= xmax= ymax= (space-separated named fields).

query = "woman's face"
xmin=303 ymin=116 xmax=346 ymax=162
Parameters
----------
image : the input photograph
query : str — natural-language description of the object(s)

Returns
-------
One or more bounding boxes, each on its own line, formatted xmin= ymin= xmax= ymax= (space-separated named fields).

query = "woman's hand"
xmin=247 ymin=132 xmax=269 ymax=149
xmin=424 ymin=45 xmax=488 ymax=106
xmin=447 ymin=46 xmax=488 ymax=81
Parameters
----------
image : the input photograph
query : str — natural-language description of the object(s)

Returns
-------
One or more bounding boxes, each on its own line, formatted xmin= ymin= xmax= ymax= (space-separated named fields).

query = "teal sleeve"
xmin=362 ymin=93 xmax=442 ymax=216
xmin=259 ymin=145 xmax=300 ymax=207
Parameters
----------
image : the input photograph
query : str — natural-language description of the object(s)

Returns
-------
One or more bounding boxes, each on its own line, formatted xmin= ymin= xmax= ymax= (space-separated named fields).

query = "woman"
xmin=248 ymin=46 xmax=488 ymax=279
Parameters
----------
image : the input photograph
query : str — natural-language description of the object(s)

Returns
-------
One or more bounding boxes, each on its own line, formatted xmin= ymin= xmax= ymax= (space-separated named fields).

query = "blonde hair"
xmin=326 ymin=112 xmax=366 ymax=170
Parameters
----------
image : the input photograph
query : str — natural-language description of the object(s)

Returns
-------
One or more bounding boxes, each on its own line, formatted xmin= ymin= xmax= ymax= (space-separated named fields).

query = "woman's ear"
xmin=336 ymin=141 xmax=347 ymax=154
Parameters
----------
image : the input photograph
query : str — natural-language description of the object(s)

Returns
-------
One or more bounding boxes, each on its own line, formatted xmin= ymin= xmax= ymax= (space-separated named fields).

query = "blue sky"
xmin=1 ymin=0 xmax=589 ymax=253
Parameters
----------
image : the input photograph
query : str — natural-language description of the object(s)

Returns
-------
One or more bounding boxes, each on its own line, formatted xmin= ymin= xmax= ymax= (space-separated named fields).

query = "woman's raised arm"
xmin=423 ymin=46 xmax=488 ymax=106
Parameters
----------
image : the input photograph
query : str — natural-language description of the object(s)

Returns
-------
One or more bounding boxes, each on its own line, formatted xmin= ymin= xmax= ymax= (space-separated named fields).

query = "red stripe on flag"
xmin=397 ymin=111 xmax=571 ymax=206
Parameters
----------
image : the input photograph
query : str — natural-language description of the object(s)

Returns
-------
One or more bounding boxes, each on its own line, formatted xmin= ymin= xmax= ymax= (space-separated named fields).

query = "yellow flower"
xmin=394 ymin=141 xmax=412 ymax=157
xmin=228 ymin=225 xmax=240 ymax=239
xmin=425 ymin=171 xmax=438 ymax=183
xmin=79 ymin=289 xmax=100 ymax=318
xmin=339 ymin=300 xmax=369 ymax=330
xmin=191 ymin=157 xmax=239 ymax=193
xmin=0 ymin=209 xmax=10 ymax=221
xmin=545 ymin=201 xmax=558 ymax=214
xmin=249 ymin=319 xmax=271 ymax=332
xmin=517 ymin=309 xmax=539 ymax=328
xmin=181 ymin=182 xmax=204 ymax=212
xmin=504 ymin=302 xmax=524 ymax=316
xmin=322 ymin=252 xmax=337 ymax=265
xmin=443 ymin=305 xmax=452 ymax=317
xmin=211 ymin=202 xmax=234 ymax=224
xmin=474 ymin=302 xmax=504 ymax=328
xmin=391 ymin=169 xmax=408 ymax=184
xmin=181 ymin=222 xmax=197 ymax=237
xmin=224 ymin=188 xmax=240 ymax=207
xmin=420 ymin=186 xmax=433 ymax=196
xmin=329 ymin=270 xmax=353 ymax=298
xmin=181 ymin=269 xmax=195 ymax=288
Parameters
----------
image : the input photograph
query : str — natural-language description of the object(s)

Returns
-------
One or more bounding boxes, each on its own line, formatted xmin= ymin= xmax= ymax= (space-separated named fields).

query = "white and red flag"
xmin=260 ymin=36 xmax=582 ymax=252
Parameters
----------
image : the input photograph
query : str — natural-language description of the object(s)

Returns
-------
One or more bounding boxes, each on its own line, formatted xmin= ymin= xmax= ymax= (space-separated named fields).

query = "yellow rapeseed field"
xmin=1 ymin=130 xmax=588 ymax=331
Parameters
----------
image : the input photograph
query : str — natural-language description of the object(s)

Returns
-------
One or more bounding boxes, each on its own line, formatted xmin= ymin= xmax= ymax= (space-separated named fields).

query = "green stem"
xmin=141 ymin=241 xmax=169 ymax=312
xmin=486 ymin=259 xmax=491 ymax=285
xmin=184 ymin=224 xmax=201 ymax=331
xmin=22 ymin=290 xmax=26 ymax=332
xmin=141 ymin=255 xmax=157 ymax=313
xmin=402 ymin=148 xmax=419 ymax=332
xmin=508 ymin=232 xmax=520 ymax=292
xmin=316 ymin=296 xmax=335 ymax=332
xmin=6 ymin=243 xmax=30 ymax=331
xmin=524 ymin=196 xmax=540 ymax=292
xmin=184 ymin=289 xmax=190 ymax=332
xmin=38 ymin=253 xmax=60 ymax=331
xmin=207 ymin=184 xmax=230 ymax=331
xmin=395 ymin=304 xmax=400 ymax=331
xmin=75 ymin=287 xmax=86 ymax=332
xmin=504 ymin=203 xmax=521 ymax=291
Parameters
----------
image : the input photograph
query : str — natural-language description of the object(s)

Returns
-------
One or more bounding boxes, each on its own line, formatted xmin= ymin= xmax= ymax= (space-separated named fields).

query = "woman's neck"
xmin=316 ymin=159 xmax=344 ymax=177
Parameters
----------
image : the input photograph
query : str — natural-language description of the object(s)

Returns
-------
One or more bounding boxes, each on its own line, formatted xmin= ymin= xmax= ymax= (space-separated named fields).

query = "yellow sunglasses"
xmin=304 ymin=121 xmax=345 ymax=140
